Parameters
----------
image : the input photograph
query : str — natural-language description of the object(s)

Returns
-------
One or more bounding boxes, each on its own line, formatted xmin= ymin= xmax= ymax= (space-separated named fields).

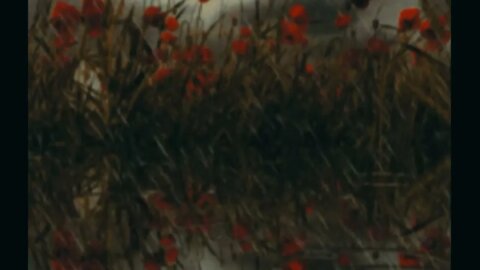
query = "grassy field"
xmin=28 ymin=1 xmax=450 ymax=269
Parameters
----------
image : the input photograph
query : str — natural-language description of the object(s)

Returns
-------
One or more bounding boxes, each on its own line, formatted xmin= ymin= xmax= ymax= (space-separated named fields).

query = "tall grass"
xmin=28 ymin=0 xmax=450 ymax=269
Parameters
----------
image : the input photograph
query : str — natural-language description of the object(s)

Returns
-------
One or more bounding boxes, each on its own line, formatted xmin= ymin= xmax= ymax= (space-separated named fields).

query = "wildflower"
xmin=239 ymin=26 xmax=253 ymax=38
xmin=367 ymin=36 xmax=389 ymax=54
xmin=144 ymin=261 xmax=161 ymax=270
xmin=335 ymin=13 xmax=352 ymax=29
xmin=288 ymin=4 xmax=308 ymax=31
xmin=53 ymin=35 xmax=77 ymax=49
xmin=199 ymin=0 xmax=209 ymax=3
xmin=438 ymin=15 xmax=449 ymax=27
xmin=165 ymin=248 xmax=179 ymax=265
xmin=143 ymin=6 xmax=163 ymax=26
xmin=419 ymin=19 xmax=450 ymax=52
xmin=286 ymin=260 xmax=304 ymax=270
xmin=160 ymin=31 xmax=176 ymax=43
xmin=351 ymin=0 xmax=370 ymax=9
xmin=81 ymin=0 xmax=105 ymax=38
xmin=305 ymin=64 xmax=314 ymax=75
xmin=281 ymin=19 xmax=307 ymax=45
xmin=231 ymin=39 xmax=249 ymax=55
xmin=282 ymin=239 xmax=305 ymax=256
xmin=398 ymin=8 xmax=421 ymax=32
xmin=50 ymin=259 xmax=66 ymax=270
xmin=159 ymin=235 xmax=175 ymax=249
xmin=49 ymin=1 xmax=81 ymax=49
xmin=397 ymin=253 xmax=421 ymax=268
xmin=165 ymin=15 xmax=179 ymax=31
xmin=232 ymin=224 xmax=249 ymax=240
xmin=179 ymin=46 xmax=213 ymax=64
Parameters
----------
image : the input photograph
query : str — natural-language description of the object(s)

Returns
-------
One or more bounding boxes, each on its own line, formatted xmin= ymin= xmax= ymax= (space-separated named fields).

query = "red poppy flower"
xmin=420 ymin=19 xmax=451 ymax=43
xmin=165 ymin=15 xmax=179 ymax=31
xmin=286 ymin=260 xmax=304 ymax=270
xmin=81 ymin=0 xmax=105 ymax=38
xmin=367 ymin=37 xmax=389 ymax=54
xmin=160 ymin=31 xmax=176 ymax=43
xmin=199 ymin=0 xmax=209 ymax=3
xmin=282 ymin=240 xmax=304 ymax=256
xmin=231 ymin=39 xmax=249 ymax=55
xmin=50 ymin=1 xmax=81 ymax=49
xmin=398 ymin=8 xmax=421 ymax=32
xmin=165 ymin=248 xmax=179 ymax=265
xmin=241 ymin=241 xmax=253 ymax=252
xmin=335 ymin=13 xmax=352 ymax=29
xmin=438 ymin=15 xmax=449 ymax=27
xmin=305 ymin=64 xmax=314 ymax=75
xmin=50 ymin=1 xmax=81 ymax=29
xmin=398 ymin=253 xmax=421 ymax=268
xmin=180 ymin=46 xmax=213 ymax=64
xmin=337 ymin=253 xmax=351 ymax=266
xmin=288 ymin=4 xmax=308 ymax=31
xmin=50 ymin=259 xmax=66 ymax=270
xmin=281 ymin=19 xmax=307 ymax=45
xmin=232 ymin=224 xmax=249 ymax=240
xmin=419 ymin=19 xmax=450 ymax=51
xmin=240 ymin=26 xmax=253 ymax=38
xmin=144 ymin=261 xmax=161 ymax=270
xmin=159 ymin=235 xmax=175 ymax=249
xmin=143 ymin=6 xmax=163 ymax=26
xmin=54 ymin=35 xmax=77 ymax=49
xmin=352 ymin=0 xmax=370 ymax=9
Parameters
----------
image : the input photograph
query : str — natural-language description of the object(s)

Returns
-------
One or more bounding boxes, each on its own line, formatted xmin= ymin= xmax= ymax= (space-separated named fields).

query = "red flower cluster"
xmin=232 ymin=223 xmax=249 ymax=240
xmin=175 ymin=45 xmax=213 ymax=64
xmin=305 ymin=64 xmax=314 ymax=76
xmin=186 ymin=70 xmax=217 ymax=98
xmin=49 ymin=1 xmax=81 ymax=49
xmin=239 ymin=26 xmax=253 ymax=38
xmin=398 ymin=7 xmax=421 ymax=32
xmin=286 ymin=260 xmax=304 ymax=270
xmin=281 ymin=4 xmax=309 ymax=45
xmin=82 ymin=0 xmax=105 ymax=38
xmin=143 ymin=6 xmax=164 ymax=26
xmin=397 ymin=253 xmax=421 ymax=268
xmin=335 ymin=13 xmax=352 ymax=29
xmin=49 ymin=0 xmax=105 ymax=49
xmin=367 ymin=36 xmax=390 ymax=54
xmin=419 ymin=16 xmax=451 ymax=52
xmin=282 ymin=237 xmax=306 ymax=257
xmin=232 ymin=39 xmax=249 ymax=55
